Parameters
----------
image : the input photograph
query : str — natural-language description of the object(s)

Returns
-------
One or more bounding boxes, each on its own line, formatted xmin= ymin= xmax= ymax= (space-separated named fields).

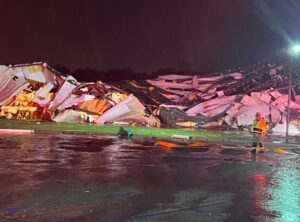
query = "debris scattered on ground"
xmin=272 ymin=148 xmax=289 ymax=155
xmin=154 ymin=140 xmax=210 ymax=149
xmin=1 ymin=60 xmax=300 ymax=136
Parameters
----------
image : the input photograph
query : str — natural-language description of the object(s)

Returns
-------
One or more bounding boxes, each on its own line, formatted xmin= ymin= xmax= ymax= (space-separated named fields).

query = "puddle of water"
xmin=17 ymin=160 xmax=61 ymax=164
xmin=219 ymin=149 xmax=248 ymax=155
xmin=173 ymin=147 xmax=210 ymax=152
xmin=58 ymin=138 xmax=114 ymax=152
xmin=0 ymin=132 xmax=298 ymax=222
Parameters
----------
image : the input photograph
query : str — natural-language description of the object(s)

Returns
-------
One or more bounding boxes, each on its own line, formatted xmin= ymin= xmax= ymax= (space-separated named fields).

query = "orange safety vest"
xmin=251 ymin=118 xmax=268 ymax=134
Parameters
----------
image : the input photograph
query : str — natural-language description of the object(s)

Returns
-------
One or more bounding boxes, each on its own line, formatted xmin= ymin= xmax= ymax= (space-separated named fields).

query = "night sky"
xmin=1 ymin=0 xmax=300 ymax=75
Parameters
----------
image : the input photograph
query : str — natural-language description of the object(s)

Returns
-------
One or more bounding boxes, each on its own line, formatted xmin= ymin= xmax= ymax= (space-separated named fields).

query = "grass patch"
xmin=0 ymin=119 xmax=250 ymax=143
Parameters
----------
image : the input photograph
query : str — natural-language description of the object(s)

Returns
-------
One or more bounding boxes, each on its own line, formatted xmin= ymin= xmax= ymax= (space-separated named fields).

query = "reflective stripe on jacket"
xmin=251 ymin=118 xmax=268 ymax=134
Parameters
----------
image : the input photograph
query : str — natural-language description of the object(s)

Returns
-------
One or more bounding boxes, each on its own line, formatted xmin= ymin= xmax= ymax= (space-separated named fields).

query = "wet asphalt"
xmin=0 ymin=132 xmax=300 ymax=222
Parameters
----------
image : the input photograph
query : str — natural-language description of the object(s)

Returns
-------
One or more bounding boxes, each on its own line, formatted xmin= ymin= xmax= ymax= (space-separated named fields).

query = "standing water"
xmin=0 ymin=132 xmax=299 ymax=222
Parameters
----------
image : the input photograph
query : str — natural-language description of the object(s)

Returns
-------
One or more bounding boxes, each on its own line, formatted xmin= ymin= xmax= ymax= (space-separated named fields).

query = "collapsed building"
xmin=1 ymin=61 xmax=300 ymax=135
xmin=111 ymin=61 xmax=300 ymax=134
xmin=0 ymin=63 xmax=160 ymax=127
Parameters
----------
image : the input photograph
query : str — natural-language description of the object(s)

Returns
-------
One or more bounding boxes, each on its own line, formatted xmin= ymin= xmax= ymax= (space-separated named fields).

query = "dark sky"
xmin=1 ymin=0 xmax=300 ymax=74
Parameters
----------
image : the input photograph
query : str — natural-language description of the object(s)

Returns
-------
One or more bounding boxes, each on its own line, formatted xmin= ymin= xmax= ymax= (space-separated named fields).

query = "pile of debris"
xmin=136 ymin=61 xmax=300 ymax=134
xmin=0 ymin=63 xmax=160 ymax=127
xmin=1 ymin=60 xmax=300 ymax=135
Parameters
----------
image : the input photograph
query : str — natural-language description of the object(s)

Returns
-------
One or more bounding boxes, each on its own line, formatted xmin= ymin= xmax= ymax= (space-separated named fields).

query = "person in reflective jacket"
xmin=251 ymin=112 xmax=268 ymax=153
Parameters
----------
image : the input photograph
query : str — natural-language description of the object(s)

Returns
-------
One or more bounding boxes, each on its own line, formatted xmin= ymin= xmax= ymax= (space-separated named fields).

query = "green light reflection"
xmin=266 ymin=160 xmax=300 ymax=222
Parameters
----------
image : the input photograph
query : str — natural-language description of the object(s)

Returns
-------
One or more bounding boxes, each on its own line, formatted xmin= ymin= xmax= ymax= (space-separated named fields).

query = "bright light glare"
xmin=289 ymin=44 xmax=300 ymax=55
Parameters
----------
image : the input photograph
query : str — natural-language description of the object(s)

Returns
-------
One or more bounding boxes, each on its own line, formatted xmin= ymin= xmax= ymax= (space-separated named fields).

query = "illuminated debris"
xmin=34 ymin=83 xmax=55 ymax=107
xmin=52 ymin=109 xmax=88 ymax=123
xmin=0 ymin=63 xmax=64 ymax=121
xmin=77 ymin=99 xmax=112 ymax=115
xmin=175 ymin=122 xmax=197 ymax=127
xmin=14 ymin=63 xmax=57 ymax=83
xmin=49 ymin=75 xmax=77 ymax=111
xmin=0 ymin=65 xmax=30 ymax=105
xmin=154 ymin=140 xmax=210 ymax=149
xmin=147 ymin=72 xmax=242 ymax=97
xmin=94 ymin=94 xmax=160 ymax=127
xmin=111 ymin=80 xmax=174 ymax=106
xmin=72 ymin=82 xmax=107 ymax=97
xmin=1 ymin=91 xmax=38 ymax=120
xmin=170 ymin=134 xmax=191 ymax=139
xmin=272 ymin=123 xmax=300 ymax=135
xmin=157 ymin=106 xmax=212 ymax=128
xmin=59 ymin=94 xmax=95 ymax=110
xmin=140 ymin=62 xmax=300 ymax=132
xmin=0 ymin=62 xmax=155 ymax=126
xmin=155 ymin=141 xmax=180 ymax=149
xmin=0 ymin=88 xmax=52 ymax=121
xmin=1 ymin=60 xmax=300 ymax=131
xmin=273 ymin=148 xmax=289 ymax=155
xmin=186 ymin=95 xmax=238 ymax=117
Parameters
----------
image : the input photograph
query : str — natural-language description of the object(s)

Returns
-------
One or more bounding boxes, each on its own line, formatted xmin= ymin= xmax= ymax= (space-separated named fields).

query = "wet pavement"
xmin=0 ymin=133 xmax=300 ymax=222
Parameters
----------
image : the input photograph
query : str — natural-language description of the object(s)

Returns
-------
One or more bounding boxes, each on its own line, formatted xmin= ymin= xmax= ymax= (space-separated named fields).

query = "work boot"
xmin=252 ymin=147 xmax=265 ymax=154
xmin=260 ymin=147 xmax=267 ymax=153
xmin=258 ymin=147 xmax=264 ymax=153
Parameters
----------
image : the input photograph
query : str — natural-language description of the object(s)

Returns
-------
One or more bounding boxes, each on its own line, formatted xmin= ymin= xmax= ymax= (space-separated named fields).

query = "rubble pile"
xmin=0 ymin=63 xmax=160 ymax=127
xmin=1 ymin=61 xmax=300 ymax=134
xmin=139 ymin=62 xmax=300 ymax=133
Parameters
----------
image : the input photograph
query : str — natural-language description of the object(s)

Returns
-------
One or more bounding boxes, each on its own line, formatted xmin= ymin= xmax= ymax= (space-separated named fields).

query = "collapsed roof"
xmin=1 ymin=60 xmax=300 ymax=134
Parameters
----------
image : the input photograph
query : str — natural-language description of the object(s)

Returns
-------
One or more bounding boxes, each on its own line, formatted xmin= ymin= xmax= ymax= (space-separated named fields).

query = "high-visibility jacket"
xmin=251 ymin=118 xmax=268 ymax=134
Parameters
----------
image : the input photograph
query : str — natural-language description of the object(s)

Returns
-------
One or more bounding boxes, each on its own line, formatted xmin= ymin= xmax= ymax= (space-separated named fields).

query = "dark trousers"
xmin=252 ymin=133 xmax=263 ymax=148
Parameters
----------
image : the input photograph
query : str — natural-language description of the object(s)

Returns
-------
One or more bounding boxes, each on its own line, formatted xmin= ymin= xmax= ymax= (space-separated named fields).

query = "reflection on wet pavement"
xmin=0 ymin=133 xmax=299 ymax=221
xmin=58 ymin=138 xmax=114 ymax=152
xmin=265 ymin=158 xmax=300 ymax=222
